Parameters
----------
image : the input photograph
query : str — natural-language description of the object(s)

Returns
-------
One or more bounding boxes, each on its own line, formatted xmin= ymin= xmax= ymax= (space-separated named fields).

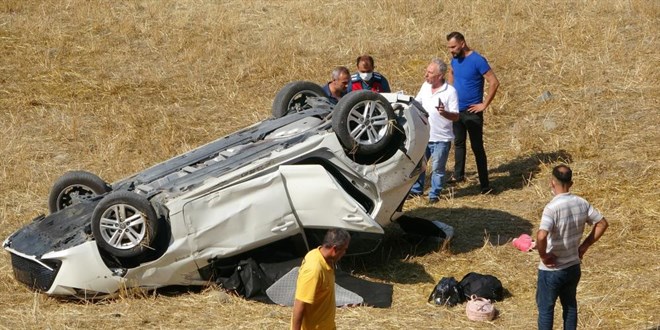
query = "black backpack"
xmin=428 ymin=277 xmax=465 ymax=307
xmin=458 ymin=272 xmax=504 ymax=301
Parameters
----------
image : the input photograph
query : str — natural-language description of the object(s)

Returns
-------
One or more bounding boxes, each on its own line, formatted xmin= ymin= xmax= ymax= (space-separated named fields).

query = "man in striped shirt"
xmin=536 ymin=164 xmax=609 ymax=330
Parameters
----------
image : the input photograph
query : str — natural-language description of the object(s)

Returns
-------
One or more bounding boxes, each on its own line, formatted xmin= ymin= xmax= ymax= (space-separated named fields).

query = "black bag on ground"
xmin=458 ymin=272 xmax=504 ymax=301
xmin=218 ymin=258 xmax=273 ymax=299
xmin=428 ymin=277 xmax=465 ymax=307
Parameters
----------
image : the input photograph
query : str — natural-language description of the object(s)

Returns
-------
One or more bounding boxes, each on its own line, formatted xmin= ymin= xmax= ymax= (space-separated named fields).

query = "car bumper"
xmin=5 ymin=241 xmax=123 ymax=297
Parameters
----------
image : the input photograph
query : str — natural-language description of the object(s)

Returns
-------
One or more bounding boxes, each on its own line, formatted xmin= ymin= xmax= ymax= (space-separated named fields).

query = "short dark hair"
xmin=552 ymin=164 xmax=573 ymax=184
xmin=446 ymin=31 xmax=465 ymax=42
xmin=356 ymin=55 xmax=374 ymax=67
xmin=322 ymin=228 xmax=351 ymax=248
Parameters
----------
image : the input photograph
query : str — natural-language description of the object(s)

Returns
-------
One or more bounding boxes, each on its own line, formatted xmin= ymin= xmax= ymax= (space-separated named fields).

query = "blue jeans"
xmin=410 ymin=141 xmax=451 ymax=200
xmin=537 ymin=264 xmax=582 ymax=330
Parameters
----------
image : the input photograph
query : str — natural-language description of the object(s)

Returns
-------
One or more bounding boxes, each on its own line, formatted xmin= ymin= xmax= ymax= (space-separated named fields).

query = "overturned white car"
xmin=4 ymin=82 xmax=430 ymax=297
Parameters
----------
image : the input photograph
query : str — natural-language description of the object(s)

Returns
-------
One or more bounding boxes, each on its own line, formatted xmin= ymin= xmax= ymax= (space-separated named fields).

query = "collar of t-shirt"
xmin=431 ymin=82 xmax=448 ymax=94
xmin=551 ymin=192 xmax=572 ymax=200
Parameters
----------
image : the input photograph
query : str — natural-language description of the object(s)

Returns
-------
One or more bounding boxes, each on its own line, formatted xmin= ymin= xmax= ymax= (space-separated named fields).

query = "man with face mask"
xmin=348 ymin=55 xmax=391 ymax=93
xmin=535 ymin=164 xmax=608 ymax=330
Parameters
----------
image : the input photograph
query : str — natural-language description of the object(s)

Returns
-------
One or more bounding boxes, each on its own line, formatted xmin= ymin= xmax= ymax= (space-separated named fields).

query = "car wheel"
xmin=91 ymin=191 xmax=159 ymax=259
xmin=332 ymin=90 xmax=396 ymax=156
xmin=48 ymin=171 xmax=112 ymax=213
xmin=272 ymin=81 xmax=326 ymax=118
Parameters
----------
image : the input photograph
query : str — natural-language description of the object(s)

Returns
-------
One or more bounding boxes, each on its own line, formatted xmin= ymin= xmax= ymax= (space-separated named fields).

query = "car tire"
xmin=91 ymin=191 xmax=159 ymax=259
xmin=332 ymin=90 xmax=396 ymax=156
xmin=272 ymin=81 xmax=326 ymax=118
xmin=48 ymin=171 xmax=112 ymax=213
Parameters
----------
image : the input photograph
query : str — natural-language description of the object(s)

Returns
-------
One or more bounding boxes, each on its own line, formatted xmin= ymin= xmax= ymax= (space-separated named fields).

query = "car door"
xmin=182 ymin=169 xmax=301 ymax=262
xmin=279 ymin=164 xmax=384 ymax=234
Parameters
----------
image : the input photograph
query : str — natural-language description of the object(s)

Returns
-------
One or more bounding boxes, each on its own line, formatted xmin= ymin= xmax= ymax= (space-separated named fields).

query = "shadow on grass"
xmin=342 ymin=224 xmax=438 ymax=285
xmin=344 ymin=206 xmax=533 ymax=284
xmin=414 ymin=206 xmax=534 ymax=254
xmin=450 ymin=149 xmax=572 ymax=197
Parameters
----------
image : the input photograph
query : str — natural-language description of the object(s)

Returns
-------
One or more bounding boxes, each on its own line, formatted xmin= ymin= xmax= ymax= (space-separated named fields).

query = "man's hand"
xmin=578 ymin=245 xmax=588 ymax=260
xmin=438 ymin=102 xmax=459 ymax=121
xmin=540 ymin=252 xmax=557 ymax=267
xmin=536 ymin=229 xmax=556 ymax=268
xmin=467 ymin=103 xmax=487 ymax=113
xmin=578 ymin=218 xmax=608 ymax=260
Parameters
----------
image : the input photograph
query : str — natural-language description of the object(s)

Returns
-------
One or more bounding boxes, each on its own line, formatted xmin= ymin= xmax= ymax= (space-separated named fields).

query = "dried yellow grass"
xmin=1 ymin=0 xmax=659 ymax=329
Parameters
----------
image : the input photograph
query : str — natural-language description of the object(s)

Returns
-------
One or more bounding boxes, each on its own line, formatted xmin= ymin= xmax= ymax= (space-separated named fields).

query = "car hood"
xmin=4 ymin=201 xmax=97 ymax=257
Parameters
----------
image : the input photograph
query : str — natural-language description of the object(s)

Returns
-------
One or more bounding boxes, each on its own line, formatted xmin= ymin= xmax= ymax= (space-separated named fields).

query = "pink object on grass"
xmin=512 ymin=234 xmax=536 ymax=252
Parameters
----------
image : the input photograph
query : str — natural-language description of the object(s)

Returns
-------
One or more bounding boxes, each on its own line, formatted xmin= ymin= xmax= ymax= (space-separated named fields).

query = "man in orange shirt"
xmin=291 ymin=228 xmax=351 ymax=330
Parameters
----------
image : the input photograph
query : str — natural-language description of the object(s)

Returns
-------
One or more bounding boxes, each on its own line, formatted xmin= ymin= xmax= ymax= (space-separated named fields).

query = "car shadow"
xmin=448 ymin=149 xmax=572 ymax=197
xmin=341 ymin=224 xmax=438 ymax=285
xmin=344 ymin=206 xmax=534 ymax=284
xmin=411 ymin=206 xmax=534 ymax=254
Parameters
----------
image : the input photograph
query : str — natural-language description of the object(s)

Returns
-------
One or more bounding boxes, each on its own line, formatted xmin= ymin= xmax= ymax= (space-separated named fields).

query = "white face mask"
xmin=359 ymin=72 xmax=373 ymax=81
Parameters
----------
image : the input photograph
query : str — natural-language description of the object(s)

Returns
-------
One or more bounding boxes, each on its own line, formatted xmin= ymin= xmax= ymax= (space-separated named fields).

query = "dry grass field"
xmin=1 ymin=0 xmax=658 ymax=329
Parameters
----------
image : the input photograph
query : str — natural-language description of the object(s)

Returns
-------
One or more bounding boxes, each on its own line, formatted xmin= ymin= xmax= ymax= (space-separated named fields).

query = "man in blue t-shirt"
xmin=446 ymin=32 xmax=500 ymax=194
xmin=322 ymin=66 xmax=350 ymax=105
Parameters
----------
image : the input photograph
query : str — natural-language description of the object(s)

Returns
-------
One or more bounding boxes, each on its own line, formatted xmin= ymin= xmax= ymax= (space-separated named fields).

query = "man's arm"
xmin=381 ymin=75 xmax=391 ymax=93
xmin=439 ymin=91 xmax=459 ymax=121
xmin=578 ymin=218 xmax=609 ymax=259
xmin=436 ymin=107 xmax=458 ymax=121
xmin=467 ymin=69 xmax=500 ymax=113
xmin=438 ymin=104 xmax=459 ymax=121
xmin=536 ymin=229 xmax=557 ymax=267
xmin=291 ymin=299 xmax=307 ymax=330
xmin=482 ymin=69 xmax=499 ymax=108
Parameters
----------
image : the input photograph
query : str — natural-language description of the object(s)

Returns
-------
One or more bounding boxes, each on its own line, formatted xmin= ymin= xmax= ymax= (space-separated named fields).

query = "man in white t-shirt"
xmin=536 ymin=164 xmax=608 ymax=330
xmin=409 ymin=58 xmax=459 ymax=203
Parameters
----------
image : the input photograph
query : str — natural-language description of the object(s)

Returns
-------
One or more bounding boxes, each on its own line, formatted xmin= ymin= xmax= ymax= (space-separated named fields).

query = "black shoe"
xmin=447 ymin=177 xmax=465 ymax=184
xmin=480 ymin=187 xmax=494 ymax=195
xmin=429 ymin=197 xmax=439 ymax=203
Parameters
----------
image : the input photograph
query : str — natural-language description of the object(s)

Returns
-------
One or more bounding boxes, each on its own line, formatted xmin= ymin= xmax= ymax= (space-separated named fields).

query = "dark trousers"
xmin=453 ymin=111 xmax=489 ymax=189
xmin=536 ymin=264 xmax=582 ymax=330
